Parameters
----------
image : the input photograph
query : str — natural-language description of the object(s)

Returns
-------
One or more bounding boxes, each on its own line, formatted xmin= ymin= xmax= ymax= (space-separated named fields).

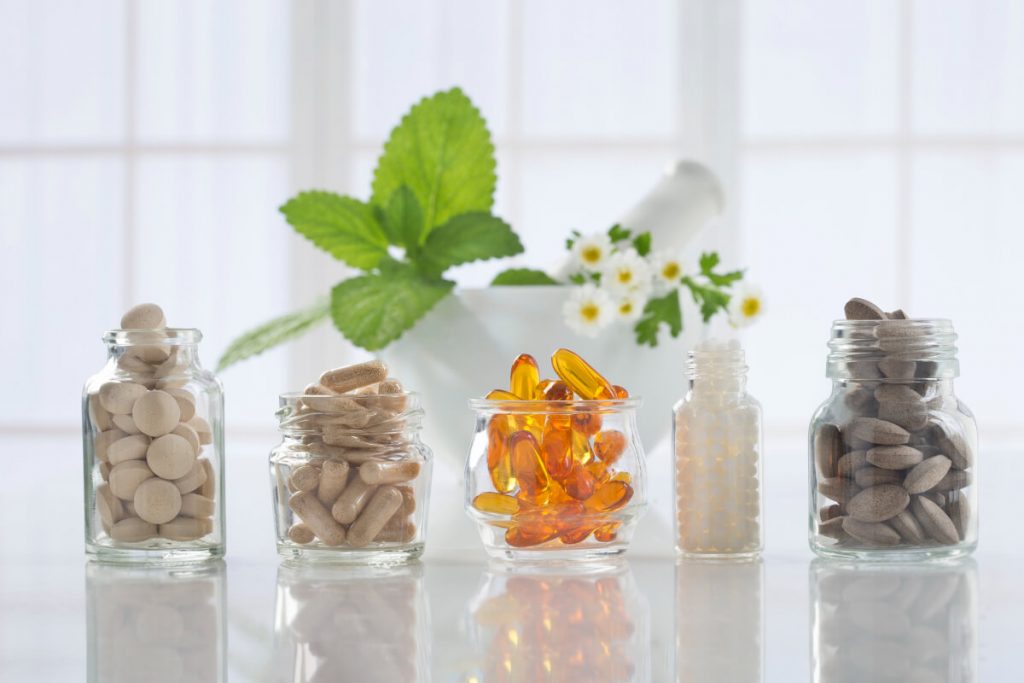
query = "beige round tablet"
xmin=172 ymin=459 xmax=208 ymax=494
xmin=108 ymin=434 xmax=150 ymax=465
xmin=110 ymin=517 xmax=157 ymax=542
xmin=160 ymin=516 xmax=213 ymax=541
xmin=171 ymin=423 xmax=200 ymax=455
xmin=147 ymin=433 xmax=196 ymax=480
xmin=134 ymin=478 xmax=182 ymax=524
xmin=109 ymin=460 xmax=155 ymax=501
xmin=179 ymin=493 xmax=215 ymax=519
xmin=99 ymin=381 xmax=148 ymax=415
xmin=188 ymin=416 xmax=212 ymax=445
xmin=121 ymin=303 xmax=166 ymax=329
xmin=132 ymin=390 xmax=181 ymax=437
xmin=93 ymin=429 xmax=127 ymax=463
xmin=165 ymin=388 xmax=196 ymax=422
xmin=111 ymin=413 xmax=141 ymax=435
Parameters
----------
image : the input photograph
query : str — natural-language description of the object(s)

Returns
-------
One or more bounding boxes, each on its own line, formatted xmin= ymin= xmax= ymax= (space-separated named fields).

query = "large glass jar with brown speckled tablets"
xmin=809 ymin=319 xmax=977 ymax=560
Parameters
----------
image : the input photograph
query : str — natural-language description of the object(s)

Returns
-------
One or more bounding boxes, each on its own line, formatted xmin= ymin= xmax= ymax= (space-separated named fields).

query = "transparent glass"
xmin=87 ymin=560 xmax=227 ymax=682
xmin=810 ymin=559 xmax=977 ymax=681
xmin=465 ymin=397 xmax=647 ymax=562
xmin=82 ymin=329 xmax=225 ymax=564
xmin=673 ymin=341 xmax=764 ymax=558
xmin=676 ymin=558 xmax=763 ymax=680
xmin=274 ymin=562 xmax=428 ymax=682
xmin=270 ymin=392 xmax=432 ymax=564
xmin=809 ymin=319 xmax=978 ymax=560
xmin=462 ymin=560 xmax=650 ymax=681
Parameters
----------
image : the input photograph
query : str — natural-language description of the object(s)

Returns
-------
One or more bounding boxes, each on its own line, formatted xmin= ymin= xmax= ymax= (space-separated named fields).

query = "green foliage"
xmin=634 ymin=290 xmax=682 ymax=347
xmin=216 ymin=300 xmax=330 ymax=371
xmin=279 ymin=192 xmax=388 ymax=270
xmin=699 ymin=251 xmax=744 ymax=286
xmin=607 ymin=224 xmax=631 ymax=243
xmin=417 ymin=213 xmax=522 ymax=276
xmin=491 ymin=268 xmax=559 ymax=286
xmin=632 ymin=232 xmax=652 ymax=256
xmin=380 ymin=185 xmax=424 ymax=254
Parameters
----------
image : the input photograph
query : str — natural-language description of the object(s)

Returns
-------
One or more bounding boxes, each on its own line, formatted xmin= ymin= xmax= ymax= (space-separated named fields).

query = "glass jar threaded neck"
xmin=686 ymin=339 xmax=748 ymax=394
xmin=826 ymin=319 xmax=958 ymax=381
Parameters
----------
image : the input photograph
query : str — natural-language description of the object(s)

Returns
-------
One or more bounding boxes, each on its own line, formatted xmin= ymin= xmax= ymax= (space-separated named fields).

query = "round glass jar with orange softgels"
xmin=465 ymin=349 xmax=647 ymax=561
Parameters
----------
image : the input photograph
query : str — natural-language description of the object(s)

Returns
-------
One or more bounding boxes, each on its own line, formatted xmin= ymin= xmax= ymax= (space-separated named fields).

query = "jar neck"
xmin=686 ymin=340 xmax=748 ymax=397
xmin=827 ymin=319 xmax=958 ymax=381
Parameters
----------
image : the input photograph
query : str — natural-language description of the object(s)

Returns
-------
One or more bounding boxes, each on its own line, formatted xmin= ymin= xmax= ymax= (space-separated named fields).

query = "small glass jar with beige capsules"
xmin=270 ymin=360 xmax=432 ymax=564
xmin=83 ymin=303 xmax=224 ymax=564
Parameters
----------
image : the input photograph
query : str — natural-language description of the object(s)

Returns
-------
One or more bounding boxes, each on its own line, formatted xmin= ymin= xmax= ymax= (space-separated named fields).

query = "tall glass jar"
xmin=270 ymin=391 xmax=432 ymax=564
xmin=809 ymin=319 xmax=978 ymax=560
xmin=465 ymin=397 xmax=647 ymax=561
xmin=83 ymin=328 xmax=225 ymax=564
xmin=673 ymin=340 xmax=763 ymax=557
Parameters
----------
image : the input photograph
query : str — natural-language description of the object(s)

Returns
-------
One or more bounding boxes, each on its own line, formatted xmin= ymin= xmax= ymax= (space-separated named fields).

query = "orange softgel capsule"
xmin=551 ymin=348 xmax=615 ymax=400
xmin=562 ymin=461 xmax=597 ymax=501
xmin=486 ymin=416 xmax=517 ymax=493
xmin=540 ymin=419 xmax=573 ymax=479
xmin=510 ymin=353 xmax=540 ymax=399
xmin=584 ymin=479 xmax=633 ymax=513
xmin=473 ymin=492 xmax=521 ymax=515
xmin=594 ymin=430 xmax=627 ymax=465
xmin=510 ymin=431 xmax=551 ymax=495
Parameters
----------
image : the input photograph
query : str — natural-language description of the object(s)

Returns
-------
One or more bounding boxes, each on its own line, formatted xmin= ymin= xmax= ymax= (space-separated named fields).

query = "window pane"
xmin=0 ymin=0 xmax=124 ymax=143
xmin=909 ymin=150 xmax=1024 ymax=423
xmin=134 ymin=156 xmax=290 ymax=428
xmin=740 ymin=151 xmax=900 ymax=424
xmin=0 ymin=158 xmax=124 ymax=425
xmin=352 ymin=0 xmax=508 ymax=141
xmin=521 ymin=0 xmax=678 ymax=138
xmin=742 ymin=0 xmax=900 ymax=137
xmin=912 ymin=0 xmax=1024 ymax=134
xmin=136 ymin=0 xmax=290 ymax=143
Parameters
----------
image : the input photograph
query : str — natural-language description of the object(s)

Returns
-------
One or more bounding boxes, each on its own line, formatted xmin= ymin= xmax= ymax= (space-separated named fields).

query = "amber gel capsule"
xmin=510 ymin=354 xmax=541 ymax=399
xmin=551 ymin=348 xmax=615 ymax=400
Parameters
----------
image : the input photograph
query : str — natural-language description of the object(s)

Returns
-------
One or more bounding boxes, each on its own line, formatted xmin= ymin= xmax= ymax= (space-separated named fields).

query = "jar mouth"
xmin=103 ymin=328 xmax=202 ymax=345
xmin=277 ymin=391 xmax=422 ymax=435
xmin=827 ymin=318 xmax=958 ymax=379
xmin=279 ymin=390 xmax=418 ymax=404
xmin=468 ymin=397 xmax=642 ymax=414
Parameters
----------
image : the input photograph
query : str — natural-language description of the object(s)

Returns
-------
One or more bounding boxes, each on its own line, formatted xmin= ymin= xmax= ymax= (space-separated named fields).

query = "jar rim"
xmin=103 ymin=328 xmax=202 ymax=345
xmin=279 ymin=390 xmax=419 ymax=402
xmin=468 ymin=397 xmax=642 ymax=414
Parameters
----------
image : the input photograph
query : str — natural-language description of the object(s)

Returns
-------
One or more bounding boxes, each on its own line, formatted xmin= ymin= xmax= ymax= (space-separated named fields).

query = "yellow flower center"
xmin=581 ymin=303 xmax=600 ymax=322
xmin=616 ymin=269 xmax=633 ymax=284
xmin=619 ymin=301 xmax=633 ymax=315
xmin=581 ymin=246 xmax=602 ymax=264
xmin=661 ymin=262 xmax=680 ymax=280
xmin=741 ymin=297 xmax=761 ymax=318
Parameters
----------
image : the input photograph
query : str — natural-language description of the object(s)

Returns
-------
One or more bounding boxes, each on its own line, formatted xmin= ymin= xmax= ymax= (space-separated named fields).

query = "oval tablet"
xmin=903 ymin=455 xmax=952 ymax=494
xmin=109 ymin=460 xmax=155 ymax=500
xmin=121 ymin=303 xmax=166 ymax=329
xmin=847 ymin=484 xmax=910 ymax=522
xmin=133 ymin=390 xmax=181 ymax=437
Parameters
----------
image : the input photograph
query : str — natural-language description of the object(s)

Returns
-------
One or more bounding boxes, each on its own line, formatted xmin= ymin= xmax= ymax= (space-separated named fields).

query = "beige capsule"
xmin=347 ymin=486 xmax=403 ymax=547
xmin=288 ymin=465 xmax=320 ymax=493
xmin=321 ymin=427 xmax=382 ymax=450
xmin=132 ymin=390 xmax=181 ymax=437
xmin=172 ymin=458 xmax=208 ymax=494
xmin=179 ymin=493 xmax=215 ymax=519
xmin=305 ymin=441 xmax=379 ymax=464
xmin=121 ymin=302 xmax=166 ymax=329
xmin=331 ymin=477 xmax=377 ymax=525
xmin=164 ymin=388 xmax=196 ymax=422
xmin=303 ymin=383 xmax=335 ymax=396
xmin=109 ymin=460 xmax=155 ymax=500
xmin=289 ymin=491 xmax=346 ymax=546
xmin=147 ymin=433 xmax=197 ymax=480
xmin=110 ymin=517 xmax=158 ymax=542
xmin=842 ymin=518 xmax=901 ymax=546
xmin=99 ymin=381 xmax=148 ymax=414
xmin=359 ymin=460 xmax=421 ymax=485
xmin=134 ymin=478 xmax=183 ymax=525
xmin=375 ymin=515 xmax=416 ymax=544
xmin=171 ymin=423 xmax=200 ymax=455
xmin=160 ymin=516 xmax=213 ymax=541
xmin=93 ymin=428 xmax=127 ymax=463
xmin=317 ymin=460 xmax=350 ymax=506
xmin=108 ymin=434 xmax=151 ymax=466
xmin=319 ymin=360 xmax=388 ymax=394
xmin=188 ymin=416 xmax=213 ymax=445
xmin=847 ymin=484 xmax=910 ymax=522
xmin=88 ymin=392 xmax=113 ymax=431
xmin=96 ymin=483 xmax=124 ymax=527
xmin=288 ymin=523 xmax=315 ymax=544
xmin=903 ymin=455 xmax=952 ymax=494
xmin=396 ymin=485 xmax=416 ymax=515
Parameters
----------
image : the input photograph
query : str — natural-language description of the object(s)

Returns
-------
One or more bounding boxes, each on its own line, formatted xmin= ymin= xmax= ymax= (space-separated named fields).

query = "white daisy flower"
xmin=728 ymin=284 xmax=765 ymax=328
xmin=601 ymin=249 xmax=652 ymax=297
xmin=649 ymin=250 xmax=685 ymax=291
xmin=571 ymin=232 xmax=613 ymax=273
xmin=614 ymin=292 xmax=646 ymax=323
xmin=563 ymin=284 xmax=614 ymax=337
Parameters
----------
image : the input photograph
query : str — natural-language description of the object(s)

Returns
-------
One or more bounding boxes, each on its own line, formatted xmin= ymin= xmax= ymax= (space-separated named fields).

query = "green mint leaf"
xmin=568 ymin=273 xmax=587 ymax=285
xmin=608 ymin=224 xmax=632 ymax=243
xmin=565 ymin=229 xmax=582 ymax=250
xmin=216 ymin=299 xmax=330 ymax=371
xmin=706 ymin=268 xmax=745 ymax=287
xmin=491 ymin=268 xmax=559 ymax=286
xmin=634 ymin=290 xmax=683 ymax=347
xmin=698 ymin=250 xmax=744 ymax=286
xmin=417 ymin=212 xmax=523 ymax=276
xmin=381 ymin=185 xmax=424 ymax=253
xmin=331 ymin=266 xmax=454 ymax=351
xmin=280 ymin=191 xmax=389 ymax=270
xmin=699 ymin=252 xmax=721 ymax=275
xmin=371 ymin=88 xmax=496 ymax=235
xmin=632 ymin=232 xmax=652 ymax=256
xmin=683 ymin=276 xmax=731 ymax=322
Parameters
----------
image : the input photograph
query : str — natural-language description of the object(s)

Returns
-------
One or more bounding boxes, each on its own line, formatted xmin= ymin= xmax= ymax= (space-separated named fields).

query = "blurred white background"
xmin=2 ymin=0 xmax=1023 ymax=561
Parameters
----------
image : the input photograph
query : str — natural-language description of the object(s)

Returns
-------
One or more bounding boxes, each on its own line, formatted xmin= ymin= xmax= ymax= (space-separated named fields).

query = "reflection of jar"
xmin=810 ymin=559 xmax=977 ymax=682
xmin=274 ymin=563 xmax=428 ymax=682
xmin=87 ymin=560 xmax=226 ymax=682
xmin=83 ymin=328 xmax=225 ymax=564
xmin=809 ymin=320 xmax=978 ymax=560
xmin=463 ymin=561 xmax=650 ymax=681
xmin=269 ymin=392 xmax=432 ymax=563
xmin=676 ymin=558 xmax=763 ymax=681
xmin=465 ymin=398 xmax=648 ymax=561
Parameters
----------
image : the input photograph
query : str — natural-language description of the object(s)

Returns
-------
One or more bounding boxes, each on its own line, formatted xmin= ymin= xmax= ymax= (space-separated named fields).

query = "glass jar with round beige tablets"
xmin=270 ymin=360 xmax=433 ymax=564
xmin=83 ymin=303 xmax=225 ymax=564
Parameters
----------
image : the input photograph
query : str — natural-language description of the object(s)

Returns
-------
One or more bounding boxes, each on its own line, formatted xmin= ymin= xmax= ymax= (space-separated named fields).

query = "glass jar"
xmin=465 ymin=397 xmax=647 ymax=561
xmin=673 ymin=340 xmax=763 ymax=558
xmin=809 ymin=319 xmax=978 ymax=560
xmin=87 ymin=560 xmax=227 ymax=682
xmin=270 ymin=391 xmax=432 ymax=564
xmin=83 ymin=328 xmax=225 ymax=564
xmin=274 ymin=563 xmax=428 ymax=682
xmin=810 ymin=559 xmax=977 ymax=682
xmin=463 ymin=560 xmax=650 ymax=681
